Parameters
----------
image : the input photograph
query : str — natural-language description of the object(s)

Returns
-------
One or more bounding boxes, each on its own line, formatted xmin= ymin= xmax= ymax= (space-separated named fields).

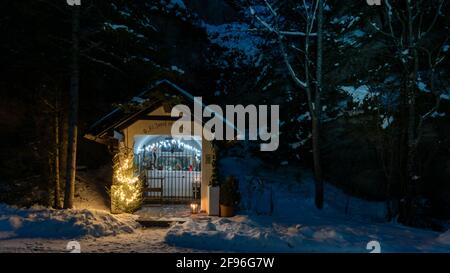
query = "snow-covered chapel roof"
xmin=84 ymin=79 xmax=237 ymax=145
xmin=84 ymin=79 xmax=199 ymax=144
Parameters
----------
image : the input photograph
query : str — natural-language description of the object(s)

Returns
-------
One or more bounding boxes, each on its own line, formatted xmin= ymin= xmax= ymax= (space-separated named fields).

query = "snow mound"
xmin=0 ymin=204 xmax=139 ymax=238
xmin=166 ymin=215 xmax=450 ymax=253
xmin=165 ymin=216 xmax=296 ymax=252
xmin=165 ymin=216 xmax=360 ymax=252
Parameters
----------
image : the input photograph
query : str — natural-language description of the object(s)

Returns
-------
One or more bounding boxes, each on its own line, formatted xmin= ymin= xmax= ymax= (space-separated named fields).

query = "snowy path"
xmin=0 ymin=228 xmax=198 ymax=253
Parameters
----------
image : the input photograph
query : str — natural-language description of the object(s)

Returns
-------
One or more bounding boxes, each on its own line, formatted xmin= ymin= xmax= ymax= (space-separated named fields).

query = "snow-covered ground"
xmin=1 ymin=157 xmax=450 ymax=253
xmin=0 ymin=204 xmax=139 ymax=238
xmin=165 ymin=157 xmax=450 ymax=253
xmin=0 ymin=204 xmax=202 ymax=253
xmin=0 ymin=227 xmax=198 ymax=253
xmin=1 ymin=198 xmax=449 ymax=253
xmin=73 ymin=166 xmax=111 ymax=211
xmin=165 ymin=211 xmax=450 ymax=253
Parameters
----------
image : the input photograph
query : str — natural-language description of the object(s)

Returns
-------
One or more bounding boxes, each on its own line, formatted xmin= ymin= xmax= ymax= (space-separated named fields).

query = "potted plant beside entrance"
xmin=220 ymin=176 xmax=240 ymax=217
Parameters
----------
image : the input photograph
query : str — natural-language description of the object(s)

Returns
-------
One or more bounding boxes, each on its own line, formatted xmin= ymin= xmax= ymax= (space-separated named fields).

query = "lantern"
xmin=190 ymin=202 xmax=200 ymax=214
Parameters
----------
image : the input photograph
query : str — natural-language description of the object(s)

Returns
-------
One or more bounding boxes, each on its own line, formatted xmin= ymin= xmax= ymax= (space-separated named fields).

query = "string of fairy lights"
xmin=111 ymin=152 xmax=142 ymax=213
xmin=137 ymin=138 xmax=201 ymax=158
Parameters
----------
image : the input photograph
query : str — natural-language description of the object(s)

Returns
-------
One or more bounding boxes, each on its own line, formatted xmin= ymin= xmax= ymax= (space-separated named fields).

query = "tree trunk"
xmin=403 ymin=0 xmax=419 ymax=225
xmin=313 ymin=0 xmax=324 ymax=209
xmin=54 ymin=92 xmax=61 ymax=209
xmin=64 ymin=6 xmax=80 ymax=209
xmin=312 ymin=116 xmax=323 ymax=208
xmin=60 ymin=98 xmax=69 ymax=188
xmin=394 ymin=0 xmax=422 ymax=225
